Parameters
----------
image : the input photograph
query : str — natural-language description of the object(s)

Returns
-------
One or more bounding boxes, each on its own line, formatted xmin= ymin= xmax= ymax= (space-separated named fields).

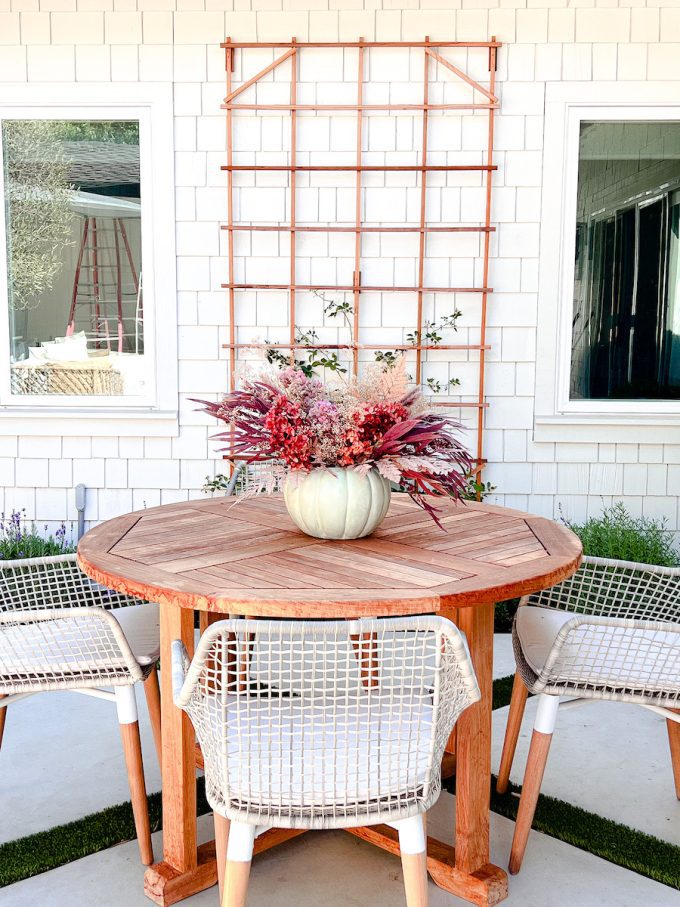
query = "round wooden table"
xmin=78 ymin=494 xmax=582 ymax=907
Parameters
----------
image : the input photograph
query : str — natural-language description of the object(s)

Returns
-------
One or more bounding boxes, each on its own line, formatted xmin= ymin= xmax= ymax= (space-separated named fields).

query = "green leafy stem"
xmin=264 ymin=291 xmax=463 ymax=394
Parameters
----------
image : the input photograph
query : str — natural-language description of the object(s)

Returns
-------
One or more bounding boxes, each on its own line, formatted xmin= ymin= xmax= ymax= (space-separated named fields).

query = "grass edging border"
xmin=1 ymin=674 xmax=678 ymax=892
xmin=488 ymin=778 xmax=680 ymax=892
xmin=0 ymin=781 xmax=211 ymax=888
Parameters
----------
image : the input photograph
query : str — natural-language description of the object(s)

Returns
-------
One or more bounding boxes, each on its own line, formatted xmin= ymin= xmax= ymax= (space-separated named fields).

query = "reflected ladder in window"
xmin=66 ymin=216 xmax=141 ymax=354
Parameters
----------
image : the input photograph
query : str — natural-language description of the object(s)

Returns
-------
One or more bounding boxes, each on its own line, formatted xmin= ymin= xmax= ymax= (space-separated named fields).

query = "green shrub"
xmin=494 ymin=599 xmax=519 ymax=633
xmin=494 ymin=502 xmax=679 ymax=632
xmin=0 ymin=510 xmax=76 ymax=561
xmin=566 ymin=502 xmax=679 ymax=568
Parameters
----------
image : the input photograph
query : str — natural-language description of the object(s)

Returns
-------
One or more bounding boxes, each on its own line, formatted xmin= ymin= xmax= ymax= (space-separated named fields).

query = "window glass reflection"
xmin=3 ymin=120 xmax=144 ymax=396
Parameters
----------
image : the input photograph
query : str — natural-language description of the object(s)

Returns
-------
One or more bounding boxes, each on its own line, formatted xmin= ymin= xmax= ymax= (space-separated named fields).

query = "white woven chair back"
xmin=173 ymin=616 xmax=480 ymax=830
xmin=0 ymin=554 xmax=146 ymax=693
xmin=516 ymin=556 xmax=680 ymax=706
xmin=0 ymin=553 xmax=135 ymax=613
xmin=524 ymin=555 xmax=680 ymax=622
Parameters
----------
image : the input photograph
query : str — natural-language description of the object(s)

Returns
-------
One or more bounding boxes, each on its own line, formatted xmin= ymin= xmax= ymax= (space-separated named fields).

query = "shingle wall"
xmin=0 ymin=0 xmax=678 ymax=535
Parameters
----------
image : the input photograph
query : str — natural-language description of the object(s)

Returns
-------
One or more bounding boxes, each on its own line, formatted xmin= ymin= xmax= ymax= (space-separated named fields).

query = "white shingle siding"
xmin=0 ymin=0 xmax=678 ymax=534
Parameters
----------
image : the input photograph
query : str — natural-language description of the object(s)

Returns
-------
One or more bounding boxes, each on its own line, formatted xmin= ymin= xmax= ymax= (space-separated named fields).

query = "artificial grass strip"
xmin=0 ymin=796 xmax=163 ymax=888
xmin=2 ymin=674 xmax=678 ymax=892
xmin=0 ymin=781 xmax=211 ymax=889
xmin=489 ymin=778 xmax=680 ymax=892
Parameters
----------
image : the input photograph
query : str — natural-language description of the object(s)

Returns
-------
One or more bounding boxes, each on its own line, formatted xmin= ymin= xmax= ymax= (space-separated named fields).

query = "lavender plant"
xmin=0 ymin=509 xmax=75 ymax=560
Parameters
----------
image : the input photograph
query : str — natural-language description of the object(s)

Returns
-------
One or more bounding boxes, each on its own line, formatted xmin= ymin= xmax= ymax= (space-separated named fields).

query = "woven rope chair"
xmin=494 ymin=555 xmax=680 ymax=874
xmin=0 ymin=553 xmax=162 ymax=865
xmin=172 ymin=615 xmax=480 ymax=907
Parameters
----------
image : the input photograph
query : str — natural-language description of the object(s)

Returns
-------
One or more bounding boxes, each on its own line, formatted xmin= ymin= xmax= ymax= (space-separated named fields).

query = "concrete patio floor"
xmin=2 ymin=792 xmax=676 ymax=907
xmin=1 ymin=636 xmax=679 ymax=906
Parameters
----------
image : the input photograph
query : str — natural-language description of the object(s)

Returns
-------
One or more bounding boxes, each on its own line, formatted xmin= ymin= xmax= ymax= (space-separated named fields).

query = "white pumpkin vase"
xmin=283 ymin=467 xmax=391 ymax=540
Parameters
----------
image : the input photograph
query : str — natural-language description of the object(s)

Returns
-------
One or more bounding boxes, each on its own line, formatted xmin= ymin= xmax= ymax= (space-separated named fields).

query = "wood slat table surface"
xmin=78 ymin=495 xmax=582 ymax=907
xmin=79 ymin=494 xmax=581 ymax=614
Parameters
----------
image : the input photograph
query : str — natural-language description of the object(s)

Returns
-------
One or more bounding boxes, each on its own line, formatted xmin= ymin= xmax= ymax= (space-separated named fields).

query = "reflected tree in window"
xmin=3 ymin=121 xmax=74 ymax=313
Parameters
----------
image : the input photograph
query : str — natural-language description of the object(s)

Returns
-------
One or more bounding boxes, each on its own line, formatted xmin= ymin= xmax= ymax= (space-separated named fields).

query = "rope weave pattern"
xmin=513 ymin=556 xmax=680 ymax=707
xmin=174 ymin=616 xmax=480 ymax=830
xmin=0 ymin=554 xmax=150 ymax=694
xmin=0 ymin=553 xmax=140 ymax=614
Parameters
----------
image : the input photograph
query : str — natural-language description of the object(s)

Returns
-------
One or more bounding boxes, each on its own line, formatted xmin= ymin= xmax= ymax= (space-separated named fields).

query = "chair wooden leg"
xmin=508 ymin=694 xmax=559 ymax=876
xmin=223 ymin=821 xmax=256 ymax=907
xmin=667 ymin=711 xmax=680 ymax=800
xmin=115 ymin=686 xmax=154 ymax=866
xmin=223 ymin=861 xmax=252 ymax=907
xmin=215 ymin=811 xmax=231 ymax=902
xmin=497 ymin=673 xmax=529 ymax=794
xmin=401 ymin=851 xmax=428 ymax=907
xmin=143 ymin=665 xmax=163 ymax=778
xmin=0 ymin=695 xmax=7 ymax=751
xmin=395 ymin=815 xmax=428 ymax=907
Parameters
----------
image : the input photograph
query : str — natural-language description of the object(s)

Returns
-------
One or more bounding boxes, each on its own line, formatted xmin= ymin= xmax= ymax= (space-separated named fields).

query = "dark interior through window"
xmin=571 ymin=122 xmax=680 ymax=401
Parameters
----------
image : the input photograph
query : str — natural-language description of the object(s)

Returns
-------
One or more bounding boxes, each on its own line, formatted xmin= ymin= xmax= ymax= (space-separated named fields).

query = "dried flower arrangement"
xmin=194 ymin=357 xmax=472 ymax=527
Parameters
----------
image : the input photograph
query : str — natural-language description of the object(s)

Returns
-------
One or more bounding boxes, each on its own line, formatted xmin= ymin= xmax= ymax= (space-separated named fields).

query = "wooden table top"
xmin=78 ymin=495 xmax=582 ymax=618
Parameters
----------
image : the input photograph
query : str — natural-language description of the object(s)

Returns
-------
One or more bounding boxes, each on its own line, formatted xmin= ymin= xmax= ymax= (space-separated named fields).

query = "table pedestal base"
xmin=144 ymin=829 xmax=306 ymax=906
xmin=346 ymin=825 xmax=508 ymax=907
xmin=144 ymin=824 xmax=508 ymax=907
xmin=144 ymin=841 xmax=217 ymax=907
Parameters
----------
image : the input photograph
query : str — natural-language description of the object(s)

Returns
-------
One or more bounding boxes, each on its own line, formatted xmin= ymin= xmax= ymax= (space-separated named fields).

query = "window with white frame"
xmin=570 ymin=121 xmax=680 ymax=402
xmin=535 ymin=88 xmax=680 ymax=441
xmin=0 ymin=87 xmax=176 ymax=419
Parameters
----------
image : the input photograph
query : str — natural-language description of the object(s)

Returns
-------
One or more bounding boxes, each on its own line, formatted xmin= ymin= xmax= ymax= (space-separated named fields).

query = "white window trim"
xmin=0 ymin=83 xmax=178 ymax=436
xmin=535 ymin=82 xmax=680 ymax=444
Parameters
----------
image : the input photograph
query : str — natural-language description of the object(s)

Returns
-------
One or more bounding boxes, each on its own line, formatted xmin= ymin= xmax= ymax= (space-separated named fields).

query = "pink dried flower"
xmin=263 ymin=396 xmax=314 ymax=469
xmin=192 ymin=358 xmax=473 ymax=528
xmin=277 ymin=367 xmax=325 ymax=407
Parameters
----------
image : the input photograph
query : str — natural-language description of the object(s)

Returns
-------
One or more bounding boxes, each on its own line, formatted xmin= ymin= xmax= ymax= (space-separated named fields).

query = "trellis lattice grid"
xmin=220 ymin=37 xmax=501 ymax=476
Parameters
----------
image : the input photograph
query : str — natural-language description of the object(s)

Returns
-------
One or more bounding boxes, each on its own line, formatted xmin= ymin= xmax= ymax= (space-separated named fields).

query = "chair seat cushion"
xmin=515 ymin=607 xmax=578 ymax=675
xmin=113 ymin=602 xmax=160 ymax=666
xmin=515 ymin=606 xmax=680 ymax=692
xmin=203 ymin=691 xmax=433 ymax=810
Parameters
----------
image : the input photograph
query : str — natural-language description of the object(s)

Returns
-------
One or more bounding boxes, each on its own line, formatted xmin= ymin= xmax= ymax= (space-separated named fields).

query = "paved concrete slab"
xmin=2 ymin=790 xmax=676 ymax=907
xmin=492 ymin=633 xmax=516 ymax=679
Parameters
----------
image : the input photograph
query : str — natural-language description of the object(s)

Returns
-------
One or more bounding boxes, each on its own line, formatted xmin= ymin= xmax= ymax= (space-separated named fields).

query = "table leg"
xmin=455 ymin=602 xmax=494 ymax=869
xmin=435 ymin=601 xmax=507 ymax=904
xmin=144 ymin=605 xmax=217 ymax=906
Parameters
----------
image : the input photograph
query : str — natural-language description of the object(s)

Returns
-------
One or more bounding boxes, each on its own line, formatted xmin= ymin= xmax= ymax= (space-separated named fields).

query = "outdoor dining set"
xmin=1 ymin=494 xmax=679 ymax=907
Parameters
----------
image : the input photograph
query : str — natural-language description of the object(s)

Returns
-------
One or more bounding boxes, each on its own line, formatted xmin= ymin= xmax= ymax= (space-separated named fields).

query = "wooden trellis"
xmin=220 ymin=37 xmax=500 ymax=477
